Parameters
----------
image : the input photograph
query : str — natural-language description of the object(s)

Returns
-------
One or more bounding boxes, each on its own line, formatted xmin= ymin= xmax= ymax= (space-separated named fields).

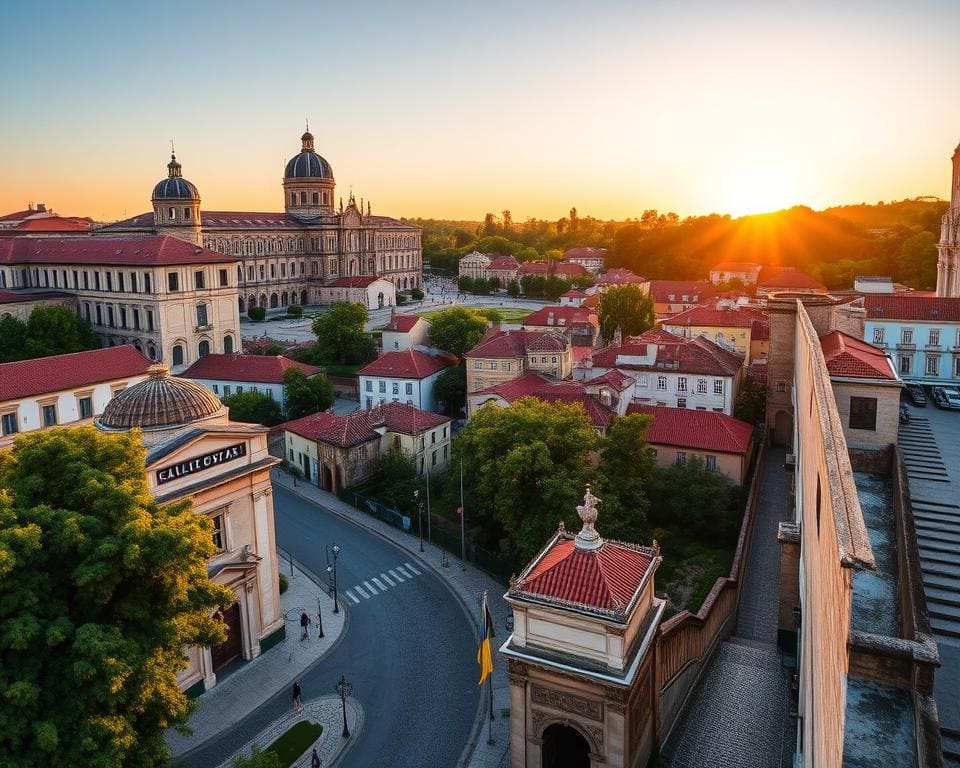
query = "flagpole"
xmin=459 ymin=459 xmax=466 ymax=570
xmin=426 ymin=467 xmax=432 ymax=545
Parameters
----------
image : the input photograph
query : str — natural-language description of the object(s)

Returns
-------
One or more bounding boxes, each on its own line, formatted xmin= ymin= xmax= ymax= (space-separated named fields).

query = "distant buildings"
xmin=457 ymin=251 xmax=519 ymax=283
xmin=358 ymin=349 xmax=453 ymax=412
xmin=936 ymin=140 xmax=960 ymax=297
xmin=660 ymin=303 xmax=769 ymax=363
xmin=709 ymin=261 xmax=761 ymax=286
xmin=647 ymin=280 xmax=717 ymax=318
xmin=0 ymin=202 xmax=93 ymax=234
xmin=756 ymin=266 xmax=826 ymax=298
xmin=563 ymin=246 xmax=607 ymax=274
xmin=381 ymin=313 xmax=431 ymax=352
xmin=179 ymin=353 xmax=322 ymax=407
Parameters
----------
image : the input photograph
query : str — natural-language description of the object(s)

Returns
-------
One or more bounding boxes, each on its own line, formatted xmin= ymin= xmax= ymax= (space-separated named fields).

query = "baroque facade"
xmin=96 ymin=131 xmax=423 ymax=311
xmin=937 ymin=141 xmax=960 ymax=297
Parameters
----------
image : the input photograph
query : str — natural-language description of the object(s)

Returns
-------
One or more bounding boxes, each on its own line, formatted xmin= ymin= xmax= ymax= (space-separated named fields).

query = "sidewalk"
xmin=271 ymin=469 xmax=512 ymax=768
xmin=166 ymin=562 xmax=347 ymax=758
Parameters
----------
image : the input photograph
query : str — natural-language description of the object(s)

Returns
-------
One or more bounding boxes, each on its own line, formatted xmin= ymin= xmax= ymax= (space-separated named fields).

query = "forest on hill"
xmin=406 ymin=198 xmax=947 ymax=290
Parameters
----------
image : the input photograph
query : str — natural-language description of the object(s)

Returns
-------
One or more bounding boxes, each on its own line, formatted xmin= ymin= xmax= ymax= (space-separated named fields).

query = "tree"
xmin=0 ymin=427 xmax=233 ymax=768
xmin=283 ymin=368 xmax=335 ymax=419
xmin=232 ymin=745 xmax=282 ymax=768
xmin=598 ymin=285 xmax=655 ymax=341
xmin=21 ymin=306 xmax=98 ymax=361
xmin=222 ymin=390 xmax=283 ymax=426
xmin=0 ymin=314 xmax=28 ymax=362
xmin=507 ymin=279 xmax=520 ymax=297
xmin=596 ymin=413 xmax=656 ymax=541
xmin=434 ymin=365 xmax=467 ymax=416
xmin=311 ymin=302 xmax=375 ymax=365
xmin=248 ymin=306 xmax=266 ymax=321
xmin=286 ymin=304 xmax=303 ymax=318
xmin=647 ymin=457 xmax=742 ymax=542
xmin=427 ymin=307 xmax=489 ymax=357
xmin=374 ymin=447 xmax=425 ymax=515
xmin=734 ymin=376 xmax=766 ymax=424
xmin=410 ymin=287 xmax=424 ymax=300
xmin=454 ymin=398 xmax=598 ymax=559
xmin=457 ymin=275 xmax=474 ymax=293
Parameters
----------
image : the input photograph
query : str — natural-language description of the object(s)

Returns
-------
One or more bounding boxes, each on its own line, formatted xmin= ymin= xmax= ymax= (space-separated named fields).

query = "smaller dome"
xmin=152 ymin=153 xmax=200 ymax=200
xmin=98 ymin=364 xmax=225 ymax=430
xmin=285 ymin=152 xmax=333 ymax=180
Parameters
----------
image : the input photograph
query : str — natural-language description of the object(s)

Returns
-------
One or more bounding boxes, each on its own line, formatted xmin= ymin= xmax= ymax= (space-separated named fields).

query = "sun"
xmin=723 ymin=167 xmax=799 ymax=217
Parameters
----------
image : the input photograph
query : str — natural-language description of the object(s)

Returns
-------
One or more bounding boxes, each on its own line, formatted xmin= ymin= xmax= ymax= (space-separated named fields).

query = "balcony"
xmin=195 ymin=323 xmax=213 ymax=333
xmin=923 ymin=344 xmax=942 ymax=352
xmin=895 ymin=342 xmax=915 ymax=350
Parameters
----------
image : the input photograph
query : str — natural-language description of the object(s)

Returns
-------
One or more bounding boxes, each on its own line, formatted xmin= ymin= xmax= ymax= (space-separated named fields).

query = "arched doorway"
xmin=774 ymin=409 xmax=793 ymax=448
xmin=321 ymin=464 xmax=333 ymax=491
xmin=300 ymin=290 xmax=308 ymax=306
xmin=377 ymin=292 xmax=385 ymax=309
xmin=270 ymin=293 xmax=279 ymax=308
xmin=211 ymin=602 xmax=243 ymax=673
xmin=281 ymin=291 xmax=289 ymax=306
xmin=541 ymin=723 xmax=591 ymax=768
xmin=259 ymin=294 xmax=268 ymax=309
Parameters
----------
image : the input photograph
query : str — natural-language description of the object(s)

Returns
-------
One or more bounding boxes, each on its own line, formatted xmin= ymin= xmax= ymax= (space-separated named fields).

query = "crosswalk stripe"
xmin=389 ymin=568 xmax=405 ymax=581
xmin=396 ymin=566 xmax=412 ymax=578
xmin=372 ymin=577 xmax=387 ymax=590
xmin=354 ymin=584 xmax=370 ymax=599
xmin=363 ymin=580 xmax=378 ymax=595
xmin=345 ymin=590 xmax=360 ymax=605
xmin=404 ymin=562 xmax=422 ymax=575
xmin=380 ymin=572 xmax=396 ymax=586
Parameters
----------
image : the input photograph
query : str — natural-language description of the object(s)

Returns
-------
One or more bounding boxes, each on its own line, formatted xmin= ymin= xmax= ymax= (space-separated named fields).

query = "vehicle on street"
xmin=905 ymin=385 xmax=927 ymax=406
xmin=931 ymin=387 xmax=960 ymax=410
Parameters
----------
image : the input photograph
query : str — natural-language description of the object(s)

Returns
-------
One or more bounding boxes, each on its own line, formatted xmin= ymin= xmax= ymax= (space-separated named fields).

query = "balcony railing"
xmin=896 ymin=342 xmax=916 ymax=350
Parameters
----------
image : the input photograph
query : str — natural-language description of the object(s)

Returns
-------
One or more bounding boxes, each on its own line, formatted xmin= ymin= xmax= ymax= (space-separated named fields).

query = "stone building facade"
xmin=937 ymin=141 xmax=960 ymax=297
xmin=95 ymin=131 xmax=422 ymax=310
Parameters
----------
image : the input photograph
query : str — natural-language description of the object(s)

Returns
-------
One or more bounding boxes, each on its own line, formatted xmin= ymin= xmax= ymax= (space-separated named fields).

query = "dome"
xmin=152 ymin=153 xmax=200 ymax=200
xmin=284 ymin=131 xmax=333 ymax=179
xmin=98 ymin=364 xmax=225 ymax=431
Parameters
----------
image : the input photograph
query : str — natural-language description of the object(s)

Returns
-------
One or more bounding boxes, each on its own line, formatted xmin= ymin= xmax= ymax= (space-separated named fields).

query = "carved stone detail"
xmin=531 ymin=685 xmax=603 ymax=722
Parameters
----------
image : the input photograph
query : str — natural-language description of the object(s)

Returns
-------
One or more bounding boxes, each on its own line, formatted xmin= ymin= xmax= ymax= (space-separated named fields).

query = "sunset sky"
xmin=1 ymin=0 xmax=958 ymax=222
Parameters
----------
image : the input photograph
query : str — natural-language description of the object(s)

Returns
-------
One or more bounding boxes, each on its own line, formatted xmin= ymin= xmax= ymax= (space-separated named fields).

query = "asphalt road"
xmin=179 ymin=486 xmax=481 ymax=768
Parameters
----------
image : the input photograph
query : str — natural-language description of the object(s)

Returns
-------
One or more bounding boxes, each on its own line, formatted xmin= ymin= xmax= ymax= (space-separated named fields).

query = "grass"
xmin=319 ymin=362 xmax=364 ymax=378
xmin=657 ymin=539 xmax=735 ymax=616
xmin=265 ymin=721 xmax=323 ymax=767
xmin=416 ymin=306 xmax=533 ymax=323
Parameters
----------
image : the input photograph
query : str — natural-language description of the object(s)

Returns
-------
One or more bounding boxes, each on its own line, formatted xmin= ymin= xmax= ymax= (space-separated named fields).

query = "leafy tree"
xmin=434 ymin=365 xmax=467 ymax=416
xmin=596 ymin=414 xmax=656 ymax=541
xmin=457 ymin=275 xmax=474 ymax=293
xmin=283 ymin=368 xmax=335 ymax=419
xmin=222 ymin=390 xmax=283 ymax=426
xmin=734 ymin=376 xmax=766 ymax=424
xmin=598 ymin=285 xmax=655 ymax=341
xmin=233 ymin=745 xmax=282 ymax=768
xmin=375 ymin=447 xmax=425 ymax=515
xmin=396 ymin=293 xmax=409 ymax=305
xmin=286 ymin=304 xmax=303 ymax=318
xmin=648 ymin=457 xmax=742 ymax=543
xmin=427 ymin=307 xmax=489 ymax=357
xmin=311 ymin=302 xmax=375 ymax=365
xmin=410 ymin=287 xmax=424 ymax=300
xmin=16 ymin=306 xmax=98 ymax=361
xmin=0 ymin=427 xmax=233 ymax=768
xmin=507 ymin=279 xmax=520 ymax=297
xmin=248 ymin=306 xmax=266 ymax=322
xmin=0 ymin=314 xmax=28 ymax=362
xmin=474 ymin=308 xmax=502 ymax=324
xmin=455 ymin=398 xmax=598 ymax=559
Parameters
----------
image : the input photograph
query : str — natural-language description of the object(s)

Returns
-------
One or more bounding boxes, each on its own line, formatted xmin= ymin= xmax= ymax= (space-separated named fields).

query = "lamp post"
xmin=335 ymin=674 xmax=353 ymax=739
xmin=414 ymin=488 xmax=424 ymax=552
xmin=326 ymin=543 xmax=340 ymax=614
xmin=316 ymin=596 xmax=324 ymax=639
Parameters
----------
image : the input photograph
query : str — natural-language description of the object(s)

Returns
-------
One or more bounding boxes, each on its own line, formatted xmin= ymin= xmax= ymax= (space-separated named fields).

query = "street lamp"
xmin=326 ymin=543 xmax=340 ymax=614
xmin=316 ymin=596 xmax=324 ymax=639
xmin=335 ymin=674 xmax=353 ymax=739
xmin=413 ymin=488 xmax=424 ymax=552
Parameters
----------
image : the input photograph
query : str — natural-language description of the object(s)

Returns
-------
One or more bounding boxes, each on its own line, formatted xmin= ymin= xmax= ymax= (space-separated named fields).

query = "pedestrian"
xmin=311 ymin=748 xmax=322 ymax=768
xmin=300 ymin=611 xmax=310 ymax=641
xmin=292 ymin=680 xmax=303 ymax=713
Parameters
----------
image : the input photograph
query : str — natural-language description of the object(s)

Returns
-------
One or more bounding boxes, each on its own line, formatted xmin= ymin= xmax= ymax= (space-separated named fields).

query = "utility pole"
xmin=459 ymin=459 xmax=466 ymax=569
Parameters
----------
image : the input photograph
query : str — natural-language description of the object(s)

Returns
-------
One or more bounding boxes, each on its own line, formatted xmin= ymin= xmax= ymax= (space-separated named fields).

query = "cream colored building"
xmin=660 ymin=304 xmax=768 ymax=363
xmin=465 ymin=329 xmax=573 ymax=395
xmin=95 ymin=365 xmax=283 ymax=694
xmin=0 ymin=288 xmax=74 ymax=320
xmin=936 ymin=140 xmax=960 ymax=297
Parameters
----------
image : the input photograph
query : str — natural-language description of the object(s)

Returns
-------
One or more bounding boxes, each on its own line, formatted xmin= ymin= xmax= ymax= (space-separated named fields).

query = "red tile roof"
xmin=179 ymin=354 xmax=321 ymax=384
xmin=488 ymin=255 xmax=519 ymax=270
xmin=589 ymin=330 xmax=743 ymax=377
xmin=0 ymin=346 xmax=153 ymax=402
xmin=465 ymin=329 xmax=568 ymax=358
xmin=384 ymin=314 xmax=423 ymax=332
xmin=98 ymin=210 xmax=414 ymax=233
xmin=280 ymin=401 xmax=449 ymax=448
xmin=513 ymin=535 xmax=654 ymax=616
xmin=596 ymin=268 xmax=646 ymax=285
xmin=323 ymin=275 xmax=384 ymax=288
xmin=358 ymin=349 xmax=452 ymax=379
xmin=864 ymin=294 xmax=960 ymax=322
xmin=626 ymin=405 xmax=754 ymax=454
xmin=473 ymin=373 xmax=615 ymax=429
xmin=758 ymin=266 xmax=826 ymax=291
xmin=661 ymin=305 xmax=764 ymax=329
xmin=648 ymin=280 xmax=716 ymax=304
xmin=517 ymin=261 xmax=587 ymax=278
xmin=561 ymin=289 xmax=586 ymax=298
xmin=564 ymin=247 xmax=607 ymax=260
xmin=523 ymin=305 xmax=597 ymax=328
xmin=12 ymin=216 xmax=93 ymax=232
xmin=819 ymin=331 xmax=897 ymax=380
xmin=585 ymin=369 xmax=635 ymax=390
xmin=751 ymin=316 xmax=770 ymax=341
xmin=0 ymin=236 xmax=237 ymax=266
xmin=0 ymin=208 xmax=36 ymax=222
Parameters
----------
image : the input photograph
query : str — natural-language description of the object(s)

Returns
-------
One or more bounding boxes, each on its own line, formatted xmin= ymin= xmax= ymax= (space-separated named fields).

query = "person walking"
xmin=299 ymin=611 xmax=310 ymax=641
xmin=311 ymin=747 xmax=321 ymax=768
xmin=292 ymin=680 xmax=303 ymax=713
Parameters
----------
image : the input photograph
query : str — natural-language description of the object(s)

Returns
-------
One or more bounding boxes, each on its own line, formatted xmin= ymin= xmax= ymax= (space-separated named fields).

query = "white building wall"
xmin=186 ymin=377 xmax=286 ymax=406
xmin=358 ymin=369 xmax=446 ymax=412
xmin=629 ymin=371 xmax=735 ymax=414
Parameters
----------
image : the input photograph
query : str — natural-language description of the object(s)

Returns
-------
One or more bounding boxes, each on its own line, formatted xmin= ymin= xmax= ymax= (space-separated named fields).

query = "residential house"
xmin=863 ymin=294 xmax=960 ymax=384
xmin=559 ymin=289 xmax=587 ymax=307
xmin=464 ymin=329 xmax=573 ymax=395
xmin=179 ymin=354 xmax=322 ymax=409
xmin=358 ymin=349 xmax=453 ymax=411
xmin=381 ymin=313 xmax=431 ymax=352
xmin=575 ymin=328 xmax=744 ymax=415
xmin=648 ymin=280 xmax=717 ymax=318
xmin=563 ymin=247 xmax=607 ymax=275
xmin=315 ymin=275 xmax=396 ymax=310
xmin=708 ymin=261 xmax=761 ymax=286
xmin=660 ymin=303 xmax=768 ymax=362
xmin=594 ymin=268 xmax=647 ymax=292
xmin=522 ymin=305 xmax=600 ymax=351
xmin=279 ymin=401 xmax=451 ymax=491
xmin=626 ymin=404 xmax=755 ymax=483
xmin=0 ymin=346 xmax=153 ymax=448
xmin=517 ymin=260 xmax=588 ymax=281
xmin=756 ymin=266 xmax=827 ymax=298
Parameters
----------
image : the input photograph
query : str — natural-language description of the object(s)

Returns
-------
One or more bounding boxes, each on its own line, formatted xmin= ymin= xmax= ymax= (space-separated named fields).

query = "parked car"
xmin=932 ymin=387 xmax=960 ymax=410
xmin=905 ymin=385 xmax=927 ymax=406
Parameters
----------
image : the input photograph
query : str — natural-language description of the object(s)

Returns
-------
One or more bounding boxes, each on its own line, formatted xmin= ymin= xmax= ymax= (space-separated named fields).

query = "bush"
xmin=286 ymin=304 xmax=303 ymax=318
xmin=396 ymin=293 xmax=409 ymax=305
xmin=278 ymin=573 xmax=289 ymax=594
xmin=248 ymin=306 xmax=266 ymax=322
xmin=410 ymin=287 xmax=424 ymax=300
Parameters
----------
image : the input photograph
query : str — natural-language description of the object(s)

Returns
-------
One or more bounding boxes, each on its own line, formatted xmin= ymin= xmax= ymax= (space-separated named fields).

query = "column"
xmin=252 ymin=487 xmax=278 ymax=632
xmin=202 ymin=647 xmax=217 ymax=691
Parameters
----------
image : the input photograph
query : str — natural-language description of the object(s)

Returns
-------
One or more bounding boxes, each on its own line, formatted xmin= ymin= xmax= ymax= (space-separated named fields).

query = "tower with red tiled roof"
xmin=501 ymin=488 xmax=663 ymax=768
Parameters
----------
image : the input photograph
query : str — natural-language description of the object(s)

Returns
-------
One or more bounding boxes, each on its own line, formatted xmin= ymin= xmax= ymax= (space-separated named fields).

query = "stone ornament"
xmin=575 ymin=485 xmax=603 ymax=551
xmin=531 ymin=684 xmax=604 ymax=722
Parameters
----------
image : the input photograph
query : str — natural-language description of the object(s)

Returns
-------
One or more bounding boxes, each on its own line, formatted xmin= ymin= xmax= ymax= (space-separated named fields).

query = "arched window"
xmin=172 ymin=345 xmax=184 ymax=366
xmin=147 ymin=342 xmax=157 ymax=361
xmin=223 ymin=335 xmax=234 ymax=354
xmin=168 ymin=207 xmax=176 ymax=220
xmin=291 ymin=193 xmax=297 ymax=206
xmin=237 ymin=265 xmax=243 ymax=281
xmin=270 ymin=293 xmax=279 ymax=308
xmin=301 ymin=290 xmax=308 ymax=306
xmin=198 ymin=340 xmax=210 ymax=358
xmin=259 ymin=294 xmax=268 ymax=308
xmin=281 ymin=292 xmax=289 ymax=306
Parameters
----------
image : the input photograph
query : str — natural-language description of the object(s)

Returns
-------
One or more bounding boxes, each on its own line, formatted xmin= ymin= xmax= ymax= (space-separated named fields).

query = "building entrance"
xmin=541 ymin=723 xmax=590 ymax=768
xmin=211 ymin=602 xmax=243 ymax=672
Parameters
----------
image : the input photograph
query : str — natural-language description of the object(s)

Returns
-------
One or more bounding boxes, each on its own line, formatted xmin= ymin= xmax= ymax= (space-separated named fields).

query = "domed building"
xmin=97 ymin=364 xmax=283 ymax=694
xmin=95 ymin=128 xmax=420 ymax=310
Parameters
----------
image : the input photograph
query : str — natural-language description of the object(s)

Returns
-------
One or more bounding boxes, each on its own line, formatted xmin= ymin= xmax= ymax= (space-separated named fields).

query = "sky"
xmin=1 ymin=0 xmax=958 ymax=222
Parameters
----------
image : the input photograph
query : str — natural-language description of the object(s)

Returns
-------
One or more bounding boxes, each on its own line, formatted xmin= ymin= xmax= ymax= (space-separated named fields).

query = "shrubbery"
xmin=286 ymin=304 xmax=303 ymax=318
xmin=248 ymin=306 xmax=266 ymax=322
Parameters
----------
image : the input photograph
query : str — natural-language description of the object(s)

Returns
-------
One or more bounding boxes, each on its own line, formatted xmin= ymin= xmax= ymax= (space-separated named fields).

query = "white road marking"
xmin=345 ymin=590 xmax=360 ymax=604
xmin=404 ymin=562 xmax=422 ymax=575
xmin=389 ymin=568 xmax=405 ymax=581
xmin=396 ymin=565 xmax=412 ymax=578
xmin=380 ymin=572 xmax=396 ymax=586
xmin=363 ymin=580 xmax=378 ymax=595
xmin=354 ymin=584 xmax=370 ymax=599
xmin=372 ymin=577 xmax=387 ymax=590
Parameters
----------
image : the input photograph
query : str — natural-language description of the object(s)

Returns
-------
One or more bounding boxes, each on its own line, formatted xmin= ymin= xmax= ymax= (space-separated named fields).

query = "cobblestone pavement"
xmin=166 ymin=563 xmax=346 ymax=758
xmin=662 ymin=448 xmax=791 ymax=767
xmin=270 ymin=470 xmax=512 ymax=768
xmin=216 ymin=695 xmax=363 ymax=768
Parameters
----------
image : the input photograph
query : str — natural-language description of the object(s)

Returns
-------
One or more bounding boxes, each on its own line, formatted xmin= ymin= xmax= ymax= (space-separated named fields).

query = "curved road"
xmin=180 ymin=486 xmax=481 ymax=768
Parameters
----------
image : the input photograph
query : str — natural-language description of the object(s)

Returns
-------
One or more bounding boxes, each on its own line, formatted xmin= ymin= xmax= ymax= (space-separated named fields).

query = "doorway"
xmin=211 ymin=602 xmax=243 ymax=673
xmin=541 ymin=723 xmax=591 ymax=768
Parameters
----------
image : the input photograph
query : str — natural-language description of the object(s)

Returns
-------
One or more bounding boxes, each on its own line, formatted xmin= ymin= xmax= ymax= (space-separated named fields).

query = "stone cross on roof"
xmin=575 ymin=486 xmax=603 ymax=551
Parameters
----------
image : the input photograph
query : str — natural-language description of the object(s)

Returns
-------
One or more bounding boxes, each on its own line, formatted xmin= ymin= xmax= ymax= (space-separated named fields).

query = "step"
xmin=914 ymin=499 xmax=960 ymax=510
xmin=916 ymin=523 xmax=960 ymax=539
xmin=914 ymin=501 xmax=960 ymax=513
xmin=931 ymin=614 xmax=960 ymax=639
xmin=921 ymin=550 xmax=960 ymax=567
xmin=922 ymin=573 xmax=960 ymax=592
xmin=929 ymin=605 xmax=960 ymax=626
xmin=925 ymin=586 xmax=960 ymax=608
xmin=918 ymin=537 xmax=960 ymax=555
xmin=942 ymin=728 xmax=960 ymax=762
xmin=915 ymin=519 xmax=960 ymax=536
xmin=921 ymin=560 xmax=960 ymax=579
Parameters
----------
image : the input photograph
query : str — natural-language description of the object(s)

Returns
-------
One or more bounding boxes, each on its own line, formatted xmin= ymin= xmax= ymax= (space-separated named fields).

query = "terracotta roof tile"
xmin=517 ymin=261 xmax=587 ymax=278
xmin=474 ymin=373 xmax=614 ymax=429
xmin=324 ymin=275 xmax=384 ymax=288
xmin=465 ymin=329 xmax=568 ymax=358
xmin=864 ymin=294 xmax=960 ymax=322
xmin=384 ymin=314 xmax=423 ymax=332
xmin=587 ymin=330 xmax=743 ymax=377
xmin=279 ymin=402 xmax=449 ymax=448
xmin=626 ymin=404 xmax=754 ymax=454
xmin=662 ymin=305 xmax=763 ymax=329
xmin=648 ymin=280 xmax=716 ymax=303
xmin=758 ymin=266 xmax=826 ymax=291
xmin=596 ymin=268 xmax=646 ymax=285
xmin=0 ymin=236 xmax=237 ymax=266
xmin=524 ymin=305 xmax=597 ymax=328
xmin=819 ymin=331 xmax=897 ymax=380
xmin=179 ymin=354 xmax=321 ymax=384
xmin=359 ymin=349 xmax=452 ymax=379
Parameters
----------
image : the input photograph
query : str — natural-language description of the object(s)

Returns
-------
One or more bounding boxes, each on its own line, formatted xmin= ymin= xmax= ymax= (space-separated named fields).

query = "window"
xmin=224 ymin=385 xmax=232 ymax=396
xmin=172 ymin=345 xmax=184 ymax=366
xmin=312 ymin=192 xmax=319 ymax=205
xmin=675 ymin=451 xmax=687 ymax=466
xmin=117 ymin=273 xmax=124 ymax=292
xmin=259 ymin=265 xmax=265 ymax=280
xmin=130 ymin=272 xmax=138 ymax=292
xmin=95 ymin=305 xmax=102 ymax=325
xmin=849 ymin=396 xmax=878 ymax=431
xmin=144 ymin=274 xmax=151 ymax=293
xmin=219 ymin=269 xmax=228 ymax=287
xmin=541 ymin=357 xmax=547 ymax=363
xmin=443 ymin=426 xmax=448 ymax=438
xmin=106 ymin=273 xmax=113 ymax=291
xmin=473 ymin=360 xmax=482 ymax=369
xmin=168 ymin=272 xmax=179 ymax=292
xmin=405 ymin=382 xmax=413 ymax=395
xmin=392 ymin=382 xmax=400 ymax=395
xmin=224 ymin=335 xmax=233 ymax=354
xmin=146 ymin=310 xmax=154 ymax=331
xmin=119 ymin=307 xmax=127 ymax=328
xmin=899 ymin=356 xmax=911 ymax=374
xmin=83 ymin=271 xmax=89 ymax=289
xmin=697 ymin=378 xmax=707 ymax=394
xmin=775 ymin=381 xmax=786 ymax=393
xmin=281 ymin=262 xmax=287 ymax=277
xmin=365 ymin=380 xmax=373 ymax=392
xmin=78 ymin=397 xmax=93 ymax=419
xmin=366 ymin=397 xmax=372 ymax=409
xmin=2 ymin=412 xmax=18 ymax=436
xmin=133 ymin=309 xmax=140 ymax=330
xmin=431 ymin=431 xmax=436 ymax=444
xmin=196 ymin=304 xmax=208 ymax=327
xmin=107 ymin=306 xmax=115 ymax=327
xmin=211 ymin=513 xmax=225 ymax=551
xmin=247 ymin=266 xmax=255 ymax=281
xmin=901 ymin=328 xmax=913 ymax=344
xmin=490 ymin=361 xmax=497 ymax=370
xmin=638 ymin=375 xmax=648 ymax=388
xmin=706 ymin=455 xmax=717 ymax=471
xmin=432 ymin=450 xmax=438 ymax=466
xmin=504 ymin=362 xmax=511 ymax=372
xmin=677 ymin=397 xmax=687 ymax=408
xmin=198 ymin=340 xmax=210 ymax=358
xmin=677 ymin=377 xmax=687 ymax=392
xmin=656 ymin=376 xmax=667 ymax=390
xmin=236 ymin=385 xmax=243 ymax=393
xmin=926 ymin=355 xmax=939 ymax=376
xmin=270 ymin=264 xmax=276 ymax=279
xmin=930 ymin=329 xmax=941 ymax=346
xmin=212 ymin=384 xmax=219 ymax=394
xmin=552 ymin=356 xmax=557 ymax=364
xmin=714 ymin=380 xmax=724 ymax=395
xmin=42 ymin=404 xmax=57 ymax=427
xmin=873 ymin=327 xmax=885 ymax=344
xmin=956 ymin=358 xmax=960 ymax=377
xmin=94 ymin=272 xmax=101 ymax=290
xmin=379 ymin=381 xmax=386 ymax=393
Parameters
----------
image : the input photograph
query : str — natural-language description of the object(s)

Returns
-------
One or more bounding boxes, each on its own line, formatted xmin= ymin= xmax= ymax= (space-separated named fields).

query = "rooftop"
xmin=596 ymin=268 xmax=645 ymax=285
xmin=474 ymin=372 xmax=615 ymax=429
xmin=758 ymin=266 xmax=826 ymax=291
xmin=626 ymin=404 xmax=754 ymax=455
xmin=661 ymin=304 xmax=765 ymax=329
xmin=819 ymin=330 xmax=898 ymax=381
xmin=179 ymin=354 xmax=321 ymax=384
xmin=711 ymin=261 xmax=761 ymax=273
xmin=588 ymin=329 xmax=744 ymax=377
xmin=358 ymin=349 xmax=453 ymax=379
xmin=384 ymin=314 xmax=424 ymax=333
xmin=323 ymin=275 xmax=386 ymax=288
xmin=523 ymin=305 xmax=597 ymax=328
xmin=465 ymin=328 xmax=569 ymax=359
xmin=864 ymin=294 xmax=960 ymax=322
xmin=280 ymin=401 xmax=449 ymax=448
xmin=0 ymin=236 xmax=238 ymax=266
xmin=648 ymin=280 xmax=717 ymax=303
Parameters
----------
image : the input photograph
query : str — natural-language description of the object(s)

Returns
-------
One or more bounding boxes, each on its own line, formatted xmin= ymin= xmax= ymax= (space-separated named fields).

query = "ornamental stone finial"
xmin=574 ymin=485 xmax=603 ymax=551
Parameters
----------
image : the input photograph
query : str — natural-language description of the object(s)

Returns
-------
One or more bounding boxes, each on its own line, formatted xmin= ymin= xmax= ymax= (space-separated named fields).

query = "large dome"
xmin=152 ymin=153 xmax=200 ymax=200
xmin=98 ymin=364 xmax=225 ymax=431
xmin=284 ymin=131 xmax=333 ymax=179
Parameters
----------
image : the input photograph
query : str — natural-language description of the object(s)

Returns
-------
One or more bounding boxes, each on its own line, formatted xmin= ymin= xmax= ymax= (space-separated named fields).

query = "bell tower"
xmin=151 ymin=151 xmax=202 ymax=246
xmin=936 ymin=142 xmax=960 ymax=297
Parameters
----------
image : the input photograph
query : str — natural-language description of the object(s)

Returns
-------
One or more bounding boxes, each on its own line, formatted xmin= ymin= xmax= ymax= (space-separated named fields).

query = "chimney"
xmin=27 ymin=201 xmax=34 ymax=211
xmin=36 ymin=203 xmax=46 ymax=213
xmin=547 ymin=312 xmax=554 ymax=326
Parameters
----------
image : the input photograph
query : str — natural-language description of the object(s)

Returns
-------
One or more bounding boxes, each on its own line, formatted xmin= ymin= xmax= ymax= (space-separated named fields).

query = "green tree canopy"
xmin=734 ymin=376 xmax=766 ymax=424
xmin=232 ymin=745 xmax=282 ymax=768
xmin=374 ymin=447 xmax=426 ymax=515
xmin=0 ymin=314 xmax=28 ymax=363
xmin=598 ymin=285 xmax=655 ymax=341
xmin=427 ymin=307 xmax=489 ymax=357
xmin=0 ymin=427 xmax=233 ymax=768
xmin=596 ymin=413 xmax=656 ymax=541
xmin=0 ymin=306 xmax=99 ymax=363
xmin=311 ymin=302 xmax=375 ymax=365
xmin=222 ymin=390 xmax=283 ymax=426
xmin=283 ymin=368 xmax=335 ymax=419
xmin=433 ymin=365 xmax=467 ymax=416
xmin=455 ymin=398 xmax=598 ymax=560
xmin=648 ymin=457 xmax=743 ymax=543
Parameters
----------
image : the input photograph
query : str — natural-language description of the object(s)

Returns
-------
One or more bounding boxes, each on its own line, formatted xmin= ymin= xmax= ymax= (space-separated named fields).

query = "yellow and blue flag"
xmin=477 ymin=591 xmax=495 ymax=685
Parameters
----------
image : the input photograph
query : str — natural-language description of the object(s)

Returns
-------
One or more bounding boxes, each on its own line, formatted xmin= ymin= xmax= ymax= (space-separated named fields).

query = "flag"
xmin=477 ymin=591 xmax=495 ymax=685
